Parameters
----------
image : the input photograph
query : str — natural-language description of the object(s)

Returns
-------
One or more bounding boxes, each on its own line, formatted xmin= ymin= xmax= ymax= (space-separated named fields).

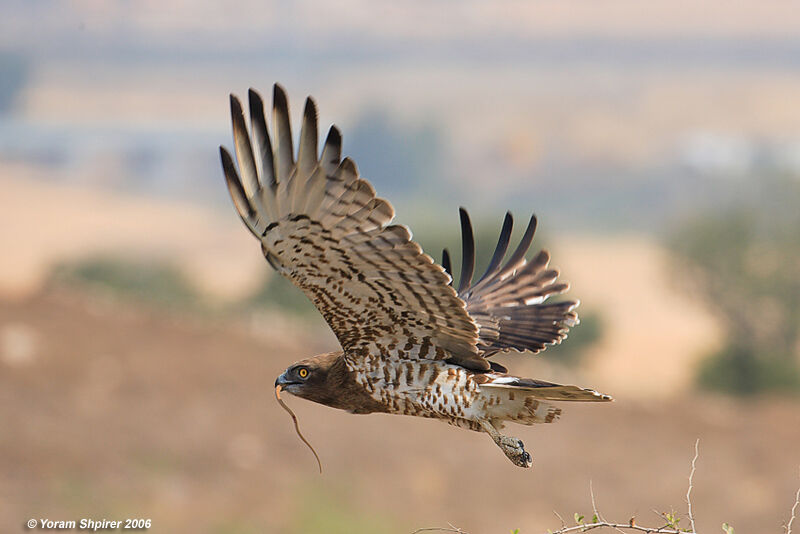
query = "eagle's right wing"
xmin=442 ymin=209 xmax=579 ymax=358
xmin=220 ymin=85 xmax=488 ymax=371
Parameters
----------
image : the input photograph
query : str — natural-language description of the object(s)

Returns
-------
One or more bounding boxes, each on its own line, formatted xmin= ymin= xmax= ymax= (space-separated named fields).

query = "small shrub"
xmin=49 ymin=256 xmax=201 ymax=310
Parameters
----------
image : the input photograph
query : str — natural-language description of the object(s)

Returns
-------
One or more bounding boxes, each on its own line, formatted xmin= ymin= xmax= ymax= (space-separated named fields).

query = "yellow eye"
xmin=298 ymin=368 xmax=309 ymax=379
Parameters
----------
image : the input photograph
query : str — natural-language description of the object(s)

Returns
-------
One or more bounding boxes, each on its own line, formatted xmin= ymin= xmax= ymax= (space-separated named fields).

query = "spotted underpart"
xmin=352 ymin=357 xmax=477 ymax=421
xmin=348 ymin=355 xmax=567 ymax=432
xmin=220 ymin=84 xmax=613 ymax=468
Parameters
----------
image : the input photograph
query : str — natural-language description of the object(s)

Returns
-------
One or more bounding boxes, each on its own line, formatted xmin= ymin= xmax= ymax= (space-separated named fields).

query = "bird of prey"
xmin=219 ymin=84 xmax=611 ymax=468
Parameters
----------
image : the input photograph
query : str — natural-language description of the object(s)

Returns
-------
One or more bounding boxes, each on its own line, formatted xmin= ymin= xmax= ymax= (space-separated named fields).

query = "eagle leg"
xmin=479 ymin=420 xmax=533 ymax=468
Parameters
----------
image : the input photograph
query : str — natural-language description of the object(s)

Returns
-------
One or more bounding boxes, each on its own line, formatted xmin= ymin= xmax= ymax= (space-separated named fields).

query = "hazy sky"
xmin=3 ymin=1 xmax=799 ymax=230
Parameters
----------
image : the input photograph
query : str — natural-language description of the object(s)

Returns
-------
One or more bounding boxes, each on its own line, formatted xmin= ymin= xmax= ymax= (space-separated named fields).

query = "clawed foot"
xmin=479 ymin=420 xmax=534 ymax=468
xmin=497 ymin=436 xmax=533 ymax=468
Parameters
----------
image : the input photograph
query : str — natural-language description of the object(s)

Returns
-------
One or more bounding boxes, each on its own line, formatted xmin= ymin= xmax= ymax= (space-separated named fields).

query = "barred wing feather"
xmin=220 ymin=85 xmax=487 ymax=370
xmin=443 ymin=209 xmax=579 ymax=357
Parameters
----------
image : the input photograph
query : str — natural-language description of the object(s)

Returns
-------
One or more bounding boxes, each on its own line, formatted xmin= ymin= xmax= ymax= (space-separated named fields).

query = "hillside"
xmin=1 ymin=289 xmax=797 ymax=533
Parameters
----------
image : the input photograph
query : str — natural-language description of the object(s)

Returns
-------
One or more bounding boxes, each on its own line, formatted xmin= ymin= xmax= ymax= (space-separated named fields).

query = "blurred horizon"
xmin=2 ymin=2 xmax=799 ymax=533
xmin=3 ymin=1 xmax=800 ymax=231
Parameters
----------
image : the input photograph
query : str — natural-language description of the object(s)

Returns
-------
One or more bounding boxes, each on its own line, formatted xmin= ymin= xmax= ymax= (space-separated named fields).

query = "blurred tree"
xmin=541 ymin=311 xmax=603 ymax=367
xmin=248 ymin=271 xmax=319 ymax=317
xmin=346 ymin=110 xmax=443 ymax=198
xmin=50 ymin=256 xmax=201 ymax=310
xmin=0 ymin=51 xmax=29 ymax=114
xmin=668 ymin=176 xmax=800 ymax=394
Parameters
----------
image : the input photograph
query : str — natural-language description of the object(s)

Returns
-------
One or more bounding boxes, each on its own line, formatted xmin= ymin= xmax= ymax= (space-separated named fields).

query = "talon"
xmin=513 ymin=450 xmax=532 ymax=468
xmin=480 ymin=421 xmax=534 ymax=468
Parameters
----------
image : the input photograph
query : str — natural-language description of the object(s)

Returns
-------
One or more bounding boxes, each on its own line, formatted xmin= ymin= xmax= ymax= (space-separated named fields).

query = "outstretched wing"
xmin=220 ymin=85 xmax=489 ymax=371
xmin=442 ymin=208 xmax=578 ymax=357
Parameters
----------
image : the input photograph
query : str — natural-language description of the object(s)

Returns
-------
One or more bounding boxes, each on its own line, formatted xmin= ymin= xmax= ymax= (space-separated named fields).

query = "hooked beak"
xmin=275 ymin=372 xmax=296 ymax=388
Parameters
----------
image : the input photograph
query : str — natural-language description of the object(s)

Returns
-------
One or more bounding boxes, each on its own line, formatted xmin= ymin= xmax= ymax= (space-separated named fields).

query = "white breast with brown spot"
xmin=347 ymin=353 xmax=488 ymax=427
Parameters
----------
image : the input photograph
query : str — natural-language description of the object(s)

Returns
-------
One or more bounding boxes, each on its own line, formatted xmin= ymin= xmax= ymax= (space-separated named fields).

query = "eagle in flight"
xmin=220 ymin=84 xmax=611 ymax=468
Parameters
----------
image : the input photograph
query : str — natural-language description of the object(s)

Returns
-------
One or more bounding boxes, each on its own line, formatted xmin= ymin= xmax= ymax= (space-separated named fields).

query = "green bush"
xmin=697 ymin=344 xmax=800 ymax=395
xmin=0 ymin=51 xmax=29 ymax=114
xmin=49 ymin=256 xmax=201 ymax=310
xmin=247 ymin=272 xmax=319 ymax=317
xmin=543 ymin=310 xmax=603 ymax=367
xmin=668 ymin=176 xmax=800 ymax=394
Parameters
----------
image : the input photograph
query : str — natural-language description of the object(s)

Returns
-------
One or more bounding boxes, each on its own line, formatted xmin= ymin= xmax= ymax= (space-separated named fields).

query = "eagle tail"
xmin=477 ymin=374 xmax=612 ymax=427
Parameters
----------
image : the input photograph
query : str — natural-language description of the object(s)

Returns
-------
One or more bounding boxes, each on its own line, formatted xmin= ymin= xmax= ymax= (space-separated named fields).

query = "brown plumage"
xmin=220 ymin=84 xmax=612 ymax=468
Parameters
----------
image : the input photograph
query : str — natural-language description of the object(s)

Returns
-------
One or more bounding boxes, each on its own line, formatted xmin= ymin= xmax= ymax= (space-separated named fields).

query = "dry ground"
xmin=1 ymin=290 xmax=798 ymax=534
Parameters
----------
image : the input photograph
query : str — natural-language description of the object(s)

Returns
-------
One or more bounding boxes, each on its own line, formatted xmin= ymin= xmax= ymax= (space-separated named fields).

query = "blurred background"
xmin=2 ymin=1 xmax=799 ymax=533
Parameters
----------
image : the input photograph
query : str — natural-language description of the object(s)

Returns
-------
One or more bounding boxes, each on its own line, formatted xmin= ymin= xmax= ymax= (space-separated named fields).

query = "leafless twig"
xmin=548 ymin=443 xmax=701 ymax=534
xmin=547 ymin=521 xmax=693 ymax=534
xmin=414 ymin=446 xmax=800 ymax=534
xmin=589 ymin=480 xmax=626 ymax=534
xmin=554 ymin=510 xmax=567 ymax=528
xmin=786 ymin=467 xmax=800 ymax=534
xmin=687 ymin=439 xmax=700 ymax=533
xmin=412 ymin=523 xmax=469 ymax=534
xmin=589 ymin=480 xmax=603 ymax=522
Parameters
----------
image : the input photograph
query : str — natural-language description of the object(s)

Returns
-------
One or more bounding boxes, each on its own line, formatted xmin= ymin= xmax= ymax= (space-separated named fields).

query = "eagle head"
xmin=273 ymin=350 xmax=387 ymax=414
xmin=274 ymin=351 xmax=343 ymax=406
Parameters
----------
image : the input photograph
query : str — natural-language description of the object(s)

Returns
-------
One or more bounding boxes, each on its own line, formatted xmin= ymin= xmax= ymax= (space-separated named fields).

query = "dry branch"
xmin=547 ymin=521 xmax=693 ymax=534
xmin=687 ymin=439 xmax=699 ymax=533
xmin=786 ymin=468 xmax=800 ymax=534
xmin=414 ymin=443 xmax=800 ymax=534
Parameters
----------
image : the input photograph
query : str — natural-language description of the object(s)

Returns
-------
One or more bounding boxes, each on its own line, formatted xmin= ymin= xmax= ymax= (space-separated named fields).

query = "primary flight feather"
xmin=220 ymin=84 xmax=611 ymax=468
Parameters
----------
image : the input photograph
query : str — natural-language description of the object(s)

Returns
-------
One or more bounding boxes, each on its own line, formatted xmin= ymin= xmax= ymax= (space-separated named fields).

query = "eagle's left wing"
xmin=220 ymin=85 xmax=489 ymax=371
xmin=442 ymin=209 xmax=579 ymax=357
